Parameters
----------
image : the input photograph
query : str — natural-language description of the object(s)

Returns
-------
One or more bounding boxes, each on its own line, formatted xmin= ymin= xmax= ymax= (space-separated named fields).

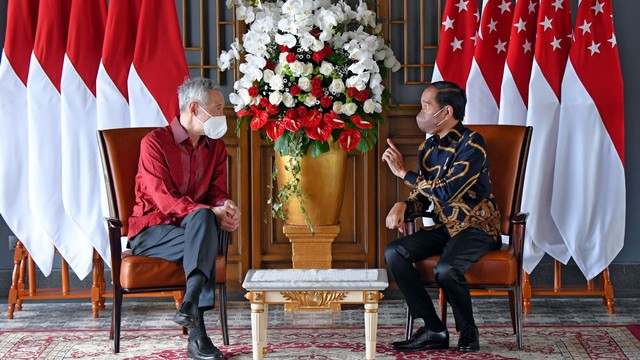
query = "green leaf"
xmin=310 ymin=141 xmax=330 ymax=158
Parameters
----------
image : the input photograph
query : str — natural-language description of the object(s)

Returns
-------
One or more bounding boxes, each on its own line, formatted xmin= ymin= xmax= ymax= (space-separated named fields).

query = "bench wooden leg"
xmin=251 ymin=303 xmax=267 ymax=360
xmin=364 ymin=303 xmax=379 ymax=360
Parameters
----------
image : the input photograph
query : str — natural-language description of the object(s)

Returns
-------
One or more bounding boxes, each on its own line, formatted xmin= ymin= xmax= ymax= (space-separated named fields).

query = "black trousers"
xmin=129 ymin=208 xmax=220 ymax=310
xmin=384 ymin=226 xmax=499 ymax=332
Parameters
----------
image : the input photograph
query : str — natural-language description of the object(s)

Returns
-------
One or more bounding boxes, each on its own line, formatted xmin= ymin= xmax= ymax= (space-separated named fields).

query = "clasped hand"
xmin=211 ymin=199 xmax=241 ymax=232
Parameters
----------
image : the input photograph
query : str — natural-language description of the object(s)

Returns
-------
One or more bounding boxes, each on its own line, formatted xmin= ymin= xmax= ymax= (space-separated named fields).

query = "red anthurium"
xmin=323 ymin=111 xmax=345 ymax=129
xmin=306 ymin=122 xmax=332 ymax=142
xmin=350 ymin=114 xmax=372 ymax=129
xmin=338 ymin=128 xmax=361 ymax=151
xmin=282 ymin=115 xmax=302 ymax=131
xmin=301 ymin=109 xmax=322 ymax=128
xmin=237 ymin=108 xmax=253 ymax=118
xmin=249 ymin=109 xmax=269 ymax=130
xmin=265 ymin=121 xmax=285 ymax=141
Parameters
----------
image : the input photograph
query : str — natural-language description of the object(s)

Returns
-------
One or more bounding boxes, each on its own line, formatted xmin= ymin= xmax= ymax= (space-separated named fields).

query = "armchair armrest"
xmin=402 ymin=210 xmax=435 ymax=235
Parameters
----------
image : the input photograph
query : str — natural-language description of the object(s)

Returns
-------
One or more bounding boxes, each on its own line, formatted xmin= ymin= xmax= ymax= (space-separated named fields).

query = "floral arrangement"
xmin=219 ymin=0 xmax=400 ymax=224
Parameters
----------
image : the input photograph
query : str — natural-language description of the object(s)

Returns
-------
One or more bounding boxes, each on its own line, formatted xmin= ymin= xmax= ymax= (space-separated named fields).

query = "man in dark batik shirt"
xmin=382 ymin=81 xmax=501 ymax=353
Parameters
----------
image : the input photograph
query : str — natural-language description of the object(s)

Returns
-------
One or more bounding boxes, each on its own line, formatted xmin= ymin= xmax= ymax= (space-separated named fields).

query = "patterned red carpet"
xmin=1 ymin=325 xmax=638 ymax=359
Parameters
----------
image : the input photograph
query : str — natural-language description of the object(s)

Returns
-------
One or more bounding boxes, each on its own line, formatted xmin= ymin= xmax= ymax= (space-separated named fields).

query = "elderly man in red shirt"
xmin=128 ymin=77 xmax=239 ymax=360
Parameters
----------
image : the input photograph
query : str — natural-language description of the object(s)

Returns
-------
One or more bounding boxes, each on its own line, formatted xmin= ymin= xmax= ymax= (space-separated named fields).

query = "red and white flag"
xmin=551 ymin=0 xmax=624 ymax=280
xmin=96 ymin=0 xmax=141 ymax=131
xmin=432 ymin=0 xmax=479 ymax=89
xmin=0 ymin=0 xmax=56 ymax=274
xmin=27 ymin=0 xmax=94 ymax=277
xmin=497 ymin=0 xmax=538 ymax=126
xmin=521 ymin=0 xmax=573 ymax=273
xmin=465 ymin=0 xmax=513 ymax=124
xmin=60 ymin=0 xmax=108 ymax=273
xmin=128 ymin=0 xmax=189 ymax=126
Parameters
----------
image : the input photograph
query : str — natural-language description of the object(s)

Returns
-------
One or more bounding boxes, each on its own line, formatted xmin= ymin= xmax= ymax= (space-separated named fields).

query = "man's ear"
xmin=188 ymin=101 xmax=198 ymax=114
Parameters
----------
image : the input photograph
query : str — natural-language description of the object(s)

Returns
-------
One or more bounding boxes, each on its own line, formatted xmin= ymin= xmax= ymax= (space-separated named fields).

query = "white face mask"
xmin=196 ymin=105 xmax=227 ymax=139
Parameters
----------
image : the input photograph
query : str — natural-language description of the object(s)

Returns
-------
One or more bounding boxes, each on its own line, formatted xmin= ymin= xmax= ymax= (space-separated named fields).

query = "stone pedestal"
xmin=284 ymin=224 xmax=340 ymax=269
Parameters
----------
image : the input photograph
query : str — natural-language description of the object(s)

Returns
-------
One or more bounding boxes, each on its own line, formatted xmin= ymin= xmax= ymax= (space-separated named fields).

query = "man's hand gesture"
xmin=211 ymin=199 xmax=241 ymax=232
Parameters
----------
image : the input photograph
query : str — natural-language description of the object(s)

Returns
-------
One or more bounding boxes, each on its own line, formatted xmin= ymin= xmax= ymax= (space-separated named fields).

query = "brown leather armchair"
xmin=401 ymin=125 xmax=532 ymax=349
xmin=97 ymin=127 xmax=230 ymax=353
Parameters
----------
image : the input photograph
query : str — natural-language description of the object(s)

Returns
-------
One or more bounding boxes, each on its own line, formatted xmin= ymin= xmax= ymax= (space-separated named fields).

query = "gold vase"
xmin=275 ymin=138 xmax=347 ymax=226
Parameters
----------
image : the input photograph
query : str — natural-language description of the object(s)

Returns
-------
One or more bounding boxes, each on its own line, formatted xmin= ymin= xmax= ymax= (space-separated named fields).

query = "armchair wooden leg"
xmin=515 ymin=284 xmax=524 ymax=349
xmin=113 ymin=289 xmax=123 ymax=353
xmin=523 ymin=272 xmax=531 ymax=314
xmin=508 ymin=291 xmax=516 ymax=334
xmin=438 ymin=289 xmax=447 ymax=326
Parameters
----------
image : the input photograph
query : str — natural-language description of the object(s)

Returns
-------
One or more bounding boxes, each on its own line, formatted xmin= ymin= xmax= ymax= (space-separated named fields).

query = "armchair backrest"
xmin=97 ymin=127 xmax=157 ymax=235
xmin=466 ymin=125 xmax=532 ymax=237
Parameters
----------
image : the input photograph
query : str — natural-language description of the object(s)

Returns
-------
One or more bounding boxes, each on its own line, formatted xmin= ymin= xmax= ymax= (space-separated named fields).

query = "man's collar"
xmin=440 ymin=121 xmax=465 ymax=146
xmin=170 ymin=117 xmax=209 ymax=147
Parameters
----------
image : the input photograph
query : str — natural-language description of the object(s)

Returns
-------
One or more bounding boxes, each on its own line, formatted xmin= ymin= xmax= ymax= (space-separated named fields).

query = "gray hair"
xmin=178 ymin=77 xmax=219 ymax=112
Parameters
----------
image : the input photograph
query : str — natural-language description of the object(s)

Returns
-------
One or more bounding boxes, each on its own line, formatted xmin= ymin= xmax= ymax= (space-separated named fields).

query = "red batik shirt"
xmin=127 ymin=119 xmax=229 ymax=239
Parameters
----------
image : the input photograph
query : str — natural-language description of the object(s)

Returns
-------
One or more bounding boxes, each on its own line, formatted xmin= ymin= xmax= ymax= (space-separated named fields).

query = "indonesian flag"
xmin=0 ymin=0 xmax=56 ymax=275
xmin=551 ymin=0 xmax=624 ymax=280
xmin=431 ymin=0 xmax=479 ymax=89
xmin=60 ymin=0 xmax=108 ymax=271
xmin=96 ymin=0 xmax=141 ymax=130
xmin=465 ymin=0 xmax=513 ymax=124
xmin=128 ymin=0 xmax=189 ymax=126
xmin=522 ymin=0 xmax=573 ymax=273
xmin=497 ymin=0 xmax=538 ymax=126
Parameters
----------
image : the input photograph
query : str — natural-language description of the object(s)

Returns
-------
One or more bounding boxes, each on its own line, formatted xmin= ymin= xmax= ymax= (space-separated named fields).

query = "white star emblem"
xmin=523 ymin=39 xmax=532 ymax=53
xmin=487 ymin=19 xmax=498 ymax=33
xmin=608 ymin=33 xmax=617 ymax=48
xmin=442 ymin=16 xmax=455 ymax=31
xmin=495 ymin=39 xmax=508 ymax=53
xmin=498 ymin=0 xmax=512 ymax=14
xmin=450 ymin=37 xmax=464 ymax=51
xmin=578 ymin=20 xmax=592 ymax=35
xmin=528 ymin=1 xmax=537 ymax=14
xmin=470 ymin=31 xmax=479 ymax=44
xmin=587 ymin=40 xmax=601 ymax=55
xmin=455 ymin=0 xmax=469 ymax=12
xmin=475 ymin=10 xmax=480 ymax=21
xmin=550 ymin=36 xmax=562 ymax=50
xmin=514 ymin=18 xmax=527 ymax=33
xmin=552 ymin=0 xmax=564 ymax=11
xmin=592 ymin=1 xmax=604 ymax=15
xmin=540 ymin=16 xmax=553 ymax=31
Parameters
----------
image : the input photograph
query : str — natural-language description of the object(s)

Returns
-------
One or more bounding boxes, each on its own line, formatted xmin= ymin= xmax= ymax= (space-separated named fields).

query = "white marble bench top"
xmin=242 ymin=269 xmax=388 ymax=290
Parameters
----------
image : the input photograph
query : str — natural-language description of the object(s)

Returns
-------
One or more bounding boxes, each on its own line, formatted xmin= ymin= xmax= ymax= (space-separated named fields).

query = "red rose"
xmin=323 ymin=45 xmax=332 ymax=57
xmin=310 ymin=28 xmax=321 ymax=38
xmin=265 ymin=60 xmax=275 ymax=70
xmin=296 ymin=106 xmax=308 ymax=118
xmin=312 ymin=51 xmax=324 ymax=63
xmin=260 ymin=97 xmax=270 ymax=108
xmin=267 ymin=104 xmax=280 ymax=115
xmin=311 ymin=87 xmax=323 ymax=98
xmin=350 ymin=114 xmax=373 ymax=129
xmin=320 ymin=96 xmax=333 ymax=108
xmin=285 ymin=108 xmax=298 ymax=119
xmin=248 ymin=86 xmax=259 ymax=98
xmin=356 ymin=90 xmax=370 ymax=103
xmin=346 ymin=87 xmax=359 ymax=99
xmin=286 ymin=52 xmax=296 ymax=63
xmin=311 ymin=76 xmax=323 ymax=88
xmin=279 ymin=45 xmax=289 ymax=53
xmin=338 ymin=128 xmax=361 ymax=151
xmin=290 ymin=84 xmax=301 ymax=96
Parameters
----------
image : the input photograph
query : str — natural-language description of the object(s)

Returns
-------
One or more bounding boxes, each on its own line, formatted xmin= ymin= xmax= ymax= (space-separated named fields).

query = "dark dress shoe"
xmin=187 ymin=335 xmax=225 ymax=359
xmin=391 ymin=326 xmax=449 ymax=352
xmin=173 ymin=301 xmax=200 ymax=329
xmin=457 ymin=325 xmax=480 ymax=352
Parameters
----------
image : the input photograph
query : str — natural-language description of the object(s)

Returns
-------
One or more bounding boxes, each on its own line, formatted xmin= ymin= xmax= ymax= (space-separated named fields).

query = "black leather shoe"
xmin=391 ymin=326 xmax=449 ymax=352
xmin=187 ymin=335 xmax=225 ymax=359
xmin=173 ymin=301 xmax=199 ymax=329
xmin=457 ymin=325 xmax=480 ymax=352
